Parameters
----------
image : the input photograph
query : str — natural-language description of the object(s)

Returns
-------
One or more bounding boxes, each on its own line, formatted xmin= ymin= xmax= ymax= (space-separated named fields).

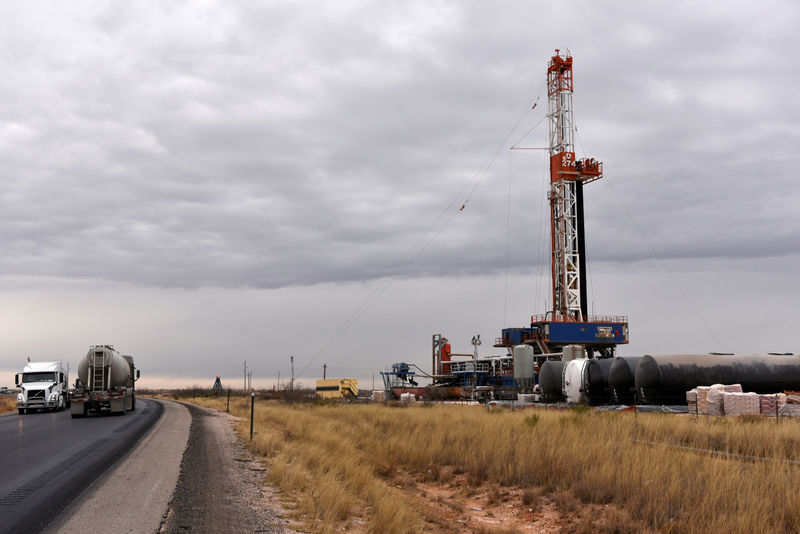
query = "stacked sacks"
xmin=686 ymin=389 xmax=698 ymax=414
xmin=722 ymin=392 xmax=760 ymax=416
xmin=759 ymin=394 xmax=786 ymax=416
xmin=705 ymin=385 xmax=727 ymax=416
xmin=695 ymin=386 xmax=716 ymax=414
xmin=689 ymin=384 xmax=795 ymax=417
xmin=779 ymin=395 xmax=800 ymax=418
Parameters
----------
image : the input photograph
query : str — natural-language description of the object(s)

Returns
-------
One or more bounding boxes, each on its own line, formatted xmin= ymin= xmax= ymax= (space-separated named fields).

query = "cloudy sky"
xmin=1 ymin=1 xmax=798 ymax=389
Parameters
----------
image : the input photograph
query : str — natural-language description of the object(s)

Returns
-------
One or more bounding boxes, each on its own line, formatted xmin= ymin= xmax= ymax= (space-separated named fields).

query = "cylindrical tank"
xmin=563 ymin=359 xmax=590 ymax=404
xmin=584 ymin=358 xmax=616 ymax=405
xmin=441 ymin=342 xmax=451 ymax=373
xmin=538 ymin=360 xmax=566 ymax=402
xmin=635 ymin=354 xmax=800 ymax=405
xmin=513 ymin=345 xmax=535 ymax=387
xmin=77 ymin=345 xmax=131 ymax=389
xmin=608 ymin=356 xmax=643 ymax=404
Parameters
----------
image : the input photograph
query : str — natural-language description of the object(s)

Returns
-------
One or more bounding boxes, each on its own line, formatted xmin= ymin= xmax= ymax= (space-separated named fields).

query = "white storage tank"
xmin=562 ymin=358 xmax=590 ymax=404
xmin=513 ymin=345 xmax=535 ymax=387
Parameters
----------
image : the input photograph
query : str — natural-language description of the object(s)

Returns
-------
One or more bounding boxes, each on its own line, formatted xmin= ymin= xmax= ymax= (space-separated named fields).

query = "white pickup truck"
xmin=15 ymin=361 xmax=70 ymax=414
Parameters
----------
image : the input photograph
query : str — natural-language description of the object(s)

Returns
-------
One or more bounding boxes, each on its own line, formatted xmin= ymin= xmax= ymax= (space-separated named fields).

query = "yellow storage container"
xmin=316 ymin=378 xmax=359 ymax=399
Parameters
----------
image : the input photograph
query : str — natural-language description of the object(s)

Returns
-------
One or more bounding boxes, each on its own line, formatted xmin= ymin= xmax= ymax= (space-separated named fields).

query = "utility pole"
xmin=243 ymin=360 xmax=247 ymax=390
xmin=290 ymin=356 xmax=295 ymax=392
xmin=323 ymin=363 xmax=327 ymax=380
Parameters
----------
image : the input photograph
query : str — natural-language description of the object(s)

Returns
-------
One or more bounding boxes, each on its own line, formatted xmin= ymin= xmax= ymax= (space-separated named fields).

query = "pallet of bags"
xmin=723 ymin=384 xmax=743 ymax=393
xmin=686 ymin=389 xmax=698 ymax=414
xmin=786 ymin=394 xmax=800 ymax=405
xmin=759 ymin=394 xmax=786 ymax=416
xmin=723 ymin=392 xmax=742 ymax=416
xmin=695 ymin=386 xmax=713 ymax=414
xmin=723 ymin=392 xmax=760 ymax=416
xmin=705 ymin=385 xmax=726 ymax=416
xmin=779 ymin=401 xmax=800 ymax=418
xmin=736 ymin=391 xmax=761 ymax=415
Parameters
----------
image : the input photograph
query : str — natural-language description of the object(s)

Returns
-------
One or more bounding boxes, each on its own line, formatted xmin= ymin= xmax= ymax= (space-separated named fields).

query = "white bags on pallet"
xmin=686 ymin=384 xmax=787 ymax=416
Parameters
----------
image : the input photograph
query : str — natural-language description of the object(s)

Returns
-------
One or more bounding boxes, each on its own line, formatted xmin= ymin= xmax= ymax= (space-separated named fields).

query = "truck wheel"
xmin=18 ymin=408 xmax=25 ymax=415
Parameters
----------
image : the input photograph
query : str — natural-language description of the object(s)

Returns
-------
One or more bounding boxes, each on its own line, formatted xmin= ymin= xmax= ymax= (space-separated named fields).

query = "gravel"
xmin=161 ymin=403 xmax=295 ymax=534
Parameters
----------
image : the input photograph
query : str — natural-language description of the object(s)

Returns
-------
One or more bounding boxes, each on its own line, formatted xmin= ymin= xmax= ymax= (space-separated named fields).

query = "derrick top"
xmin=547 ymin=49 xmax=574 ymax=95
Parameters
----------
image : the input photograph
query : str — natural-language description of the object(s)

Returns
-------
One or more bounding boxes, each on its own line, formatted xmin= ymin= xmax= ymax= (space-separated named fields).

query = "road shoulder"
xmin=44 ymin=399 xmax=191 ymax=534
xmin=161 ymin=402 xmax=293 ymax=533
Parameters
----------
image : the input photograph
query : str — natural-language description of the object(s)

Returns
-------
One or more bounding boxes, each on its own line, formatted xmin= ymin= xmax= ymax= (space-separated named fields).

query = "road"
xmin=0 ymin=399 xmax=162 ymax=534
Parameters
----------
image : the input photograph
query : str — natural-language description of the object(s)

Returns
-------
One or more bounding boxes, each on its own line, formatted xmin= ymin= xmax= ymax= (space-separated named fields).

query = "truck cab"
xmin=15 ymin=361 xmax=70 ymax=414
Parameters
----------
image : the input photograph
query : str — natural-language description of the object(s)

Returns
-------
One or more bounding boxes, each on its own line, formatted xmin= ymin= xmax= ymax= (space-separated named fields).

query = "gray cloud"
xmin=0 ymin=1 xmax=798 ymax=293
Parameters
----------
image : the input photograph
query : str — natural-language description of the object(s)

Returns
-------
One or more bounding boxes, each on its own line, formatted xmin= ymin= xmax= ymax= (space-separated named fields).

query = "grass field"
xmin=0 ymin=396 xmax=16 ymax=414
xmin=180 ymin=395 xmax=800 ymax=534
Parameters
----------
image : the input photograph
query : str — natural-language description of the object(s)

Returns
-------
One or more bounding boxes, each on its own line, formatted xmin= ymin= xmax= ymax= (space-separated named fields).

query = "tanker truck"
xmin=70 ymin=345 xmax=140 ymax=417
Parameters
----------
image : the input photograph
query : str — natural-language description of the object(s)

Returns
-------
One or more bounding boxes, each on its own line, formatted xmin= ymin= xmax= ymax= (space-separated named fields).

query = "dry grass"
xmin=0 ymin=396 xmax=16 ymax=414
xmin=181 ymin=397 xmax=800 ymax=533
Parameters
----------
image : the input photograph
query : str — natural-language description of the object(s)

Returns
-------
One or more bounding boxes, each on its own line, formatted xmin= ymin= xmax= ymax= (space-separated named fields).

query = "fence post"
xmin=776 ymin=394 xmax=779 ymax=423
xmin=226 ymin=388 xmax=231 ymax=413
xmin=250 ymin=392 xmax=255 ymax=441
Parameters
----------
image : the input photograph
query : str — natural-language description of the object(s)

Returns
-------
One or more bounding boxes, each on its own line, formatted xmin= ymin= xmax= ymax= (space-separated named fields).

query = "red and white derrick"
xmin=546 ymin=49 xmax=603 ymax=322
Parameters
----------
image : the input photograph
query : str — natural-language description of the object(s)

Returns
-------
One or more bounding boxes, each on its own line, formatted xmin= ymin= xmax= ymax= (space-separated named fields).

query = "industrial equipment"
xmin=496 ymin=50 xmax=628 ymax=361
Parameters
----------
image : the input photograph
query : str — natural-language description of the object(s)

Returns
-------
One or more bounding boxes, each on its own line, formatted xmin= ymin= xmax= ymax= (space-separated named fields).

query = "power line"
xmin=297 ymin=92 xmax=545 ymax=377
xmin=574 ymin=123 xmax=723 ymax=351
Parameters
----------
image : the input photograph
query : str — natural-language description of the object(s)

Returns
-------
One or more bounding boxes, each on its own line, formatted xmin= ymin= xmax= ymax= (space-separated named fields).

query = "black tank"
xmin=635 ymin=354 xmax=800 ymax=405
xmin=584 ymin=358 xmax=616 ymax=405
xmin=608 ymin=356 xmax=642 ymax=404
xmin=539 ymin=360 xmax=566 ymax=402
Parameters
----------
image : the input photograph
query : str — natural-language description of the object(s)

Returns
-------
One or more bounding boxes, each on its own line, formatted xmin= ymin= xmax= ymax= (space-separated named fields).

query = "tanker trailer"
xmin=635 ymin=353 xmax=800 ymax=405
xmin=538 ymin=360 xmax=566 ymax=402
xmin=608 ymin=356 xmax=642 ymax=404
xmin=70 ymin=345 xmax=140 ymax=417
xmin=584 ymin=358 xmax=616 ymax=405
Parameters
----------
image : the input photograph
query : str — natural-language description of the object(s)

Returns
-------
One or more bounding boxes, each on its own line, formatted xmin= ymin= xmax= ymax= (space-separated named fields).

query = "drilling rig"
xmin=496 ymin=49 xmax=628 ymax=360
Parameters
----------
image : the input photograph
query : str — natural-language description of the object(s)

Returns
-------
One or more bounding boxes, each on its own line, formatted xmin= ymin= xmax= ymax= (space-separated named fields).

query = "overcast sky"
xmin=1 ymin=1 xmax=799 ymax=389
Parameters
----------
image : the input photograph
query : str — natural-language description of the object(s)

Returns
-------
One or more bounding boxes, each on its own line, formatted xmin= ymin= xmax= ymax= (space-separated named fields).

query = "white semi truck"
xmin=70 ymin=345 xmax=140 ymax=417
xmin=15 ymin=361 xmax=70 ymax=414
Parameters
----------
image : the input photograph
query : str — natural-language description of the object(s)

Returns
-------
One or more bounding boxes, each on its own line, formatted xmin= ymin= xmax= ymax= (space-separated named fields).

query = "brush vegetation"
xmin=0 ymin=396 xmax=15 ymax=414
xmin=182 ymin=396 xmax=800 ymax=534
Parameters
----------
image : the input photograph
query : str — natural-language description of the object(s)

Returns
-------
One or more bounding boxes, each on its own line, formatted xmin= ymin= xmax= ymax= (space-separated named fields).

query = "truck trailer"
xmin=70 ymin=345 xmax=139 ymax=417
xmin=15 ymin=361 xmax=70 ymax=414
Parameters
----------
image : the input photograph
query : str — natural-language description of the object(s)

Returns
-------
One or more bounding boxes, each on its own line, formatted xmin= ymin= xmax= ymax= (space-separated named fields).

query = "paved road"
xmin=0 ymin=399 xmax=162 ymax=534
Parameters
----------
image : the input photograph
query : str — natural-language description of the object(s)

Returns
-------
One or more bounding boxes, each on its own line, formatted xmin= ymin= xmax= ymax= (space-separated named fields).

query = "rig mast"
xmin=496 ymin=49 xmax=627 ymax=359
xmin=547 ymin=49 xmax=602 ymax=321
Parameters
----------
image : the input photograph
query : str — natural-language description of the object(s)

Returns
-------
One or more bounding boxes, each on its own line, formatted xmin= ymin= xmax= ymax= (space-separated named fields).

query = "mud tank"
xmin=71 ymin=345 xmax=140 ymax=417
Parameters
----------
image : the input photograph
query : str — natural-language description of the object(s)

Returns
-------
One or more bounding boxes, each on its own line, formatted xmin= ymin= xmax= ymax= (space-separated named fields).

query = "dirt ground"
xmin=402 ymin=469 xmax=648 ymax=534
xmin=161 ymin=403 xmax=299 ymax=534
